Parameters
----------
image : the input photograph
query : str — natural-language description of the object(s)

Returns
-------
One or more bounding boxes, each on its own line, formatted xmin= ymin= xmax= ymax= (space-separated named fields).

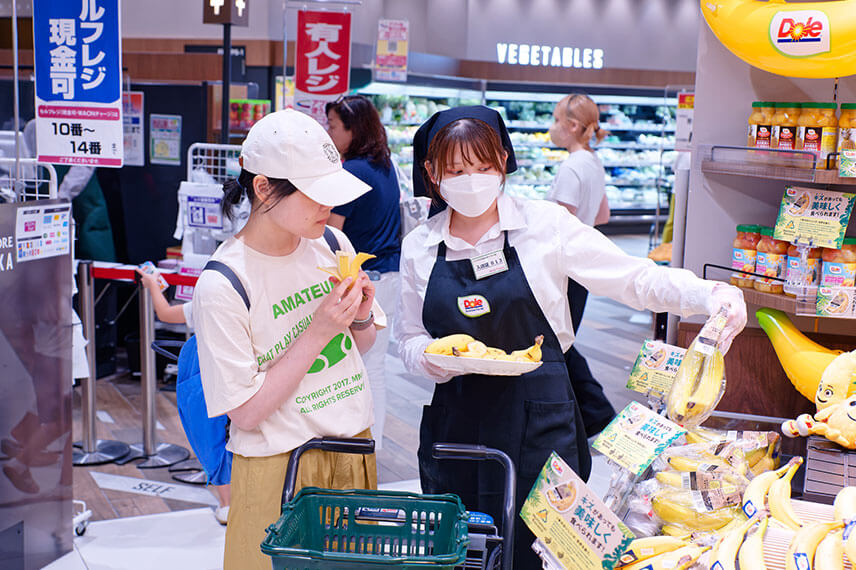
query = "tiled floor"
xmin=46 ymin=234 xmax=655 ymax=569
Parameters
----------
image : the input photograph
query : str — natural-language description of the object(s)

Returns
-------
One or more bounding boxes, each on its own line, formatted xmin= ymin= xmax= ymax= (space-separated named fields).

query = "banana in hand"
xmin=318 ymin=250 xmax=376 ymax=282
xmin=425 ymin=334 xmax=476 ymax=356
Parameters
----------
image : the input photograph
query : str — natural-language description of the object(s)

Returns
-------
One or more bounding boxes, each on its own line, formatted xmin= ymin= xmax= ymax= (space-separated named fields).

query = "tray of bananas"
xmin=424 ymin=333 xmax=544 ymax=376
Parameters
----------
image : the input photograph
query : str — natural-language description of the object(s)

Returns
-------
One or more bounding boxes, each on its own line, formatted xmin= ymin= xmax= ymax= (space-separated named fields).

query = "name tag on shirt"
xmin=471 ymin=249 xmax=509 ymax=280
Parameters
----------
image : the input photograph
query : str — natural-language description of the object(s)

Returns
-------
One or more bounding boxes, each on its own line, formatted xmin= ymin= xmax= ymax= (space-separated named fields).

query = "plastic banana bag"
xmin=666 ymin=309 xmax=728 ymax=429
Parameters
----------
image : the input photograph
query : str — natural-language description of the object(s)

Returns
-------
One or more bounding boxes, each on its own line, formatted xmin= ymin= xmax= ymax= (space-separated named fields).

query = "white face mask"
xmin=439 ymin=173 xmax=502 ymax=217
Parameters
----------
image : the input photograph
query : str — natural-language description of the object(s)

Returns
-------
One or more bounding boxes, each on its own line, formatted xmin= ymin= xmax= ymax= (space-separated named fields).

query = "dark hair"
xmin=221 ymin=168 xmax=299 ymax=220
xmin=422 ymin=118 xmax=507 ymax=205
xmin=325 ymin=95 xmax=391 ymax=168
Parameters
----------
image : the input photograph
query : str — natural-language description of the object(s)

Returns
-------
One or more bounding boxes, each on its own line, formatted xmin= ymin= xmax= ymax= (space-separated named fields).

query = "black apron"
xmin=418 ymin=232 xmax=591 ymax=570
xmin=565 ymin=279 xmax=616 ymax=436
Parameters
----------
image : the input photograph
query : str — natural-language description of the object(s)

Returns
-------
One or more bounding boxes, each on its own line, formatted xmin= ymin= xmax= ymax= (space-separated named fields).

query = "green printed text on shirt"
xmin=272 ymin=279 xmax=334 ymax=319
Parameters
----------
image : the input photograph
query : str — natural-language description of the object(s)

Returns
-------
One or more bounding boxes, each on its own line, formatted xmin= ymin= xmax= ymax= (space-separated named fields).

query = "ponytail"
xmin=221 ymin=168 xmax=299 ymax=221
xmin=559 ymin=93 xmax=606 ymax=151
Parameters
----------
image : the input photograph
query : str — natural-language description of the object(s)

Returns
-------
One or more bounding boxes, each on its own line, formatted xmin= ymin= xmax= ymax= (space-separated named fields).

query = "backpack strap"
xmin=323 ymin=226 xmax=340 ymax=253
xmin=203 ymin=260 xmax=250 ymax=311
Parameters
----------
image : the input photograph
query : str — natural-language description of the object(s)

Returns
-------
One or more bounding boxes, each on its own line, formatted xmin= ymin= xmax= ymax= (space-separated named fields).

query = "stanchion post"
xmin=139 ymin=284 xmax=157 ymax=455
xmin=72 ymin=262 xmax=130 ymax=465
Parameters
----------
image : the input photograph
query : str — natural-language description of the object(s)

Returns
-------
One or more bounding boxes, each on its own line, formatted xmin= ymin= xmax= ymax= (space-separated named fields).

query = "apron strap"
xmin=435 ymin=230 xmax=510 ymax=261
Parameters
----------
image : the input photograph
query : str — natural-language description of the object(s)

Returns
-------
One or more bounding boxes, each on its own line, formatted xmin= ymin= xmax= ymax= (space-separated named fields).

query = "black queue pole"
xmin=221 ymin=22 xmax=231 ymax=144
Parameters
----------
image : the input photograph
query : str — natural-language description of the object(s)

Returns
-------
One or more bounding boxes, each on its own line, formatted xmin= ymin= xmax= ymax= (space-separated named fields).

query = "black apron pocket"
xmin=519 ymin=400 xmax=580 ymax=479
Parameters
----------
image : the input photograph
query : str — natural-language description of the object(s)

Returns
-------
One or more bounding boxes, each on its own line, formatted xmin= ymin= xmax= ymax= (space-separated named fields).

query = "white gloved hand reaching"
xmin=706 ymin=283 xmax=747 ymax=354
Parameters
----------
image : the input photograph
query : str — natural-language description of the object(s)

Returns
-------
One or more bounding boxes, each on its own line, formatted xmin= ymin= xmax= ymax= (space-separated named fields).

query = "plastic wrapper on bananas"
xmin=652 ymin=443 xmax=750 ymax=489
xmin=666 ymin=308 xmax=729 ymax=429
xmin=650 ymin=487 xmax=742 ymax=532
xmin=683 ymin=426 xmax=782 ymax=479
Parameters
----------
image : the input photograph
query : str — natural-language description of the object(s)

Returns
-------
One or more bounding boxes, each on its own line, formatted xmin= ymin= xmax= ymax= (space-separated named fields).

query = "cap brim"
xmin=291 ymin=168 xmax=372 ymax=207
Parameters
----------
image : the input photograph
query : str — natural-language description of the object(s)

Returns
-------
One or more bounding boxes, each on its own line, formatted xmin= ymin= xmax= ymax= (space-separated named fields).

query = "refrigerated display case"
xmin=358 ymin=80 xmax=677 ymax=228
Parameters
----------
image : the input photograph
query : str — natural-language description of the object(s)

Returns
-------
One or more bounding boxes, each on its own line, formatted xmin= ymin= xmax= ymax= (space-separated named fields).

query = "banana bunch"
xmin=617 ymin=536 xmax=689 ymax=567
xmin=741 ymin=456 xmax=804 ymax=528
xmin=616 ymin=542 xmax=708 ymax=570
xmin=318 ymin=250 xmax=376 ymax=283
xmin=651 ymin=490 xmax=740 ymax=531
xmin=666 ymin=311 xmax=728 ymax=428
xmin=685 ymin=428 xmax=782 ymax=477
xmin=786 ymin=520 xmax=844 ymax=570
xmin=425 ymin=334 xmax=544 ymax=363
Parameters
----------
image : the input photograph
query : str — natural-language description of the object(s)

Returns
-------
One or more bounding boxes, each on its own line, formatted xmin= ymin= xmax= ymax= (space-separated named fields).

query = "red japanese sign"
xmin=295 ymin=10 xmax=351 ymax=97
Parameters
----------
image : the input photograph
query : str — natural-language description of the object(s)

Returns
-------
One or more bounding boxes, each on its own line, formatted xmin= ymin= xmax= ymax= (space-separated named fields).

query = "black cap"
xmin=412 ymin=105 xmax=518 ymax=214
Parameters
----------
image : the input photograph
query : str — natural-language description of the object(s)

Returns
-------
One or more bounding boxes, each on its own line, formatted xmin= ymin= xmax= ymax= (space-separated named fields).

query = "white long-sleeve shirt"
xmin=394 ymin=193 xmax=717 ymax=382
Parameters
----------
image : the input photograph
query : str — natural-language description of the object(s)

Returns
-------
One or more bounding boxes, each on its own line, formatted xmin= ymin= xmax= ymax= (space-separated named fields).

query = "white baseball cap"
xmin=240 ymin=108 xmax=370 ymax=207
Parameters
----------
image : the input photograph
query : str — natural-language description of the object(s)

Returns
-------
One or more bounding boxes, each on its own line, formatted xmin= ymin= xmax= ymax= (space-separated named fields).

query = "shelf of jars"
xmin=698 ymin=145 xmax=856 ymax=187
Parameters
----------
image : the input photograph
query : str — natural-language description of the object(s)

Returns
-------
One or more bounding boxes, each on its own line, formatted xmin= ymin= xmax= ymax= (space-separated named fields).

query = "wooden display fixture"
xmin=738 ymin=287 xmax=797 ymax=313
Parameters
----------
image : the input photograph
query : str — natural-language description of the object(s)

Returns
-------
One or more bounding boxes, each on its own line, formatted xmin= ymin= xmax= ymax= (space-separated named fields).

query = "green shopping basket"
xmin=260 ymin=437 xmax=469 ymax=569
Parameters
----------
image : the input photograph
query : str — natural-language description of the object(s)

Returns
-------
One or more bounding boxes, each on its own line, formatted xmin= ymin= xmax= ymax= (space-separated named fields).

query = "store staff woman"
xmin=194 ymin=110 xmax=385 ymax=570
xmin=394 ymin=106 xmax=746 ymax=569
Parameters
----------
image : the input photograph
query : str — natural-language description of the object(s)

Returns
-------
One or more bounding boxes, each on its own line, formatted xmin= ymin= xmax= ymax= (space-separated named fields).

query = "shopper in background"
xmin=193 ymin=109 xmax=384 ymax=570
xmin=326 ymin=94 xmax=401 ymax=450
xmin=396 ymin=105 xmax=747 ymax=569
xmin=546 ymin=93 xmax=615 ymax=437
xmin=136 ymin=266 xmax=231 ymax=525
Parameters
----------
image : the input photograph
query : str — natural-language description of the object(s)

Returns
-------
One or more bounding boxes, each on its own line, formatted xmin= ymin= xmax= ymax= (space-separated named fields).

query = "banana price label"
xmin=774 ymin=186 xmax=856 ymax=249
xmin=627 ymin=340 xmax=686 ymax=398
xmin=592 ymin=402 xmax=686 ymax=477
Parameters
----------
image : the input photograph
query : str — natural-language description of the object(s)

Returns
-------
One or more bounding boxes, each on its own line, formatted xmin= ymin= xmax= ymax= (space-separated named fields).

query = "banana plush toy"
xmin=782 ymin=395 xmax=856 ymax=449
xmin=700 ymin=0 xmax=856 ymax=78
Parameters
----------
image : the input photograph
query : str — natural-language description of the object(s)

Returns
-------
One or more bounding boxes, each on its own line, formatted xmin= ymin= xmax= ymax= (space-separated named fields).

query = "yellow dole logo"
xmin=701 ymin=0 xmax=856 ymax=78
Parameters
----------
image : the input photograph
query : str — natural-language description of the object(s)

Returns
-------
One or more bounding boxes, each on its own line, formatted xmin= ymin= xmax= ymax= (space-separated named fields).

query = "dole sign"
xmin=770 ymin=10 xmax=830 ymax=58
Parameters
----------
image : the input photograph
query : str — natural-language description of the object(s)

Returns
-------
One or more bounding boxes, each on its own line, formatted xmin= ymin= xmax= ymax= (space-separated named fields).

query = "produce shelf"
xmin=699 ymin=144 xmax=856 ymax=187
xmin=737 ymin=286 xmax=798 ymax=313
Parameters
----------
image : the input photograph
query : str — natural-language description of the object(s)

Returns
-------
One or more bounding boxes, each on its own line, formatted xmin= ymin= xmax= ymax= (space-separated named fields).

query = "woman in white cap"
xmin=193 ymin=109 xmax=385 ymax=570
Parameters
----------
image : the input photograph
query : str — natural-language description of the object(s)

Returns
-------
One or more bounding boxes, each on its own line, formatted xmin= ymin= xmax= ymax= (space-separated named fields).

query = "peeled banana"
xmin=426 ymin=334 xmax=544 ymax=363
xmin=318 ymin=250 xmax=376 ymax=283
xmin=425 ymin=334 xmax=475 ymax=356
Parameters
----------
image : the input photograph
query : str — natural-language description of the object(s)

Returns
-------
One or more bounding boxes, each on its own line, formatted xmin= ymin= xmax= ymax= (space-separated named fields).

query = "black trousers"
xmin=565 ymin=279 xmax=616 ymax=437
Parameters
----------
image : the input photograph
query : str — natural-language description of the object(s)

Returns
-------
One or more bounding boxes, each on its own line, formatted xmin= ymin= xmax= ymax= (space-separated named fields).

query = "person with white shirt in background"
xmin=394 ymin=105 xmax=747 ymax=570
xmin=193 ymin=110 xmax=385 ymax=570
xmin=545 ymin=92 xmax=616 ymax=438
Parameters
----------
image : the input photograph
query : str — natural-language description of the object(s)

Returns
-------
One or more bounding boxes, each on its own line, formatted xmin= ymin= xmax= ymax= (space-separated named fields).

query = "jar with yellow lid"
xmin=730 ymin=224 xmax=761 ymax=288
xmin=837 ymin=104 xmax=856 ymax=165
xmin=796 ymin=103 xmax=838 ymax=168
xmin=748 ymin=102 xmax=775 ymax=148
xmin=772 ymin=103 xmax=801 ymax=152
xmin=755 ymin=227 xmax=788 ymax=294
xmin=821 ymin=238 xmax=856 ymax=289
xmin=784 ymin=243 xmax=822 ymax=297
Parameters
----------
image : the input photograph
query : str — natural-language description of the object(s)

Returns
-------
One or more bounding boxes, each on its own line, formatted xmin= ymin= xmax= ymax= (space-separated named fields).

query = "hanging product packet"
xmin=665 ymin=308 xmax=728 ymax=429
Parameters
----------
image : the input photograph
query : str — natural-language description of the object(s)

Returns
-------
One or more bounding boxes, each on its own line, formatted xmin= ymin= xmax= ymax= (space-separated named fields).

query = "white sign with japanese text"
xmin=294 ymin=10 xmax=351 ymax=124
xmin=33 ymin=0 xmax=123 ymax=167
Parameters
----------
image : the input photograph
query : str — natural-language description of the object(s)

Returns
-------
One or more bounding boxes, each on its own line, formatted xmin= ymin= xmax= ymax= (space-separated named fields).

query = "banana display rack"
xmin=261 ymin=438 xmax=515 ymax=570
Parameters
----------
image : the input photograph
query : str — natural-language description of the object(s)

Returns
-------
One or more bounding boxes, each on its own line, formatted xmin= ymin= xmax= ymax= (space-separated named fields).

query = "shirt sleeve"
xmin=193 ymin=272 xmax=266 ymax=418
xmin=181 ymin=302 xmax=194 ymax=329
xmin=555 ymin=208 xmax=716 ymax=317
xmin=393 ymin=237 xmax=455 ymax=383
xmin=548 ymin=162 xmax=582 ymax=208
xmin=59 ymin=166 xmax=95 ymax=201
xmin=333 ymin=161 xmax=370 ymax=218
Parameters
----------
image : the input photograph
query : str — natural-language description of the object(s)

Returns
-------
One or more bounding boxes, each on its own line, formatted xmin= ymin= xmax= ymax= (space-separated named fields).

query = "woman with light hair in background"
xmin=546 ymin=93 xmax=615 ymax=437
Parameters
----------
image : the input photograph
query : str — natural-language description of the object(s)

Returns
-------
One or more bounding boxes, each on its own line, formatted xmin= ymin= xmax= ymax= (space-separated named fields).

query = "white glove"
xmin=706 ymin=283 xmax=747 ymax=354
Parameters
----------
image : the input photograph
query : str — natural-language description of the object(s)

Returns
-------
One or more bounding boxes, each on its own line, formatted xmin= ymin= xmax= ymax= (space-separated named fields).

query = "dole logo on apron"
xmin=457 ymin=294 xmax=491 ymax=318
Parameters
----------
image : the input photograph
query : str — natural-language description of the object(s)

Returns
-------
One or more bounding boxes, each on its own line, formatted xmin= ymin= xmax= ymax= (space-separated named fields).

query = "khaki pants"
xmin=224 ymin=428 xmax=377 ymax=570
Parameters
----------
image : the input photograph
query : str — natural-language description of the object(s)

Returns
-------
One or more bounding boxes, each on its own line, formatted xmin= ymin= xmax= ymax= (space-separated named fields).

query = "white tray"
xmin=424 ymin=353 xmax=543 ymax=376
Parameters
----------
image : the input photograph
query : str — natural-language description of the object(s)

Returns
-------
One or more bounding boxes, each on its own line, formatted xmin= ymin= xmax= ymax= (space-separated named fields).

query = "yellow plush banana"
xmin=620 ymin=544 xmax=709 ymax=570
xmin=786 ymin=521 xmax=843 ymax=570
xmin=618 ymin=536 xmax=688 ymax=567
xmin=742 ymin=458 xmax=800 ymax=519
xmin=815 ymin=351 xmax=856 ymax=412
xmin=318 ymin=250 xmax=376 ymax=282
xmin=700 ymin=0 xmax=856 ymax=79
xmin=769 ymin=459 xmax=805 ymax=530
xmin=711 ymin=516 xmax=756 ymax=570
xmin=509 ymin=335 xmax=544 ymax=362
xmin=833 ymin=487 xmax=856 ymax=524
xmin=425 ymin=334 xmax=476 ymax=356
xmin=814 ymin=528 xmax=844 ymax=570
xmin=738 ymin=516 xmax=769 ymax=570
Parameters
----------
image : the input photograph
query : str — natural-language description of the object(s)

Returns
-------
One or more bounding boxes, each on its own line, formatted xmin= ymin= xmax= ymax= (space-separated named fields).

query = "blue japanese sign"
xmin=33 ymin=0 xmax=123 ymax=167
xmin=34 ymin=0 xmax=121 ymax=104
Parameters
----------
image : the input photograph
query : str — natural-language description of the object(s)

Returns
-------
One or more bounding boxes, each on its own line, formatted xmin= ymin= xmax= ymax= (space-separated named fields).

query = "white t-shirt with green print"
xmin=193 ymin=227 xmax=382 ymax=457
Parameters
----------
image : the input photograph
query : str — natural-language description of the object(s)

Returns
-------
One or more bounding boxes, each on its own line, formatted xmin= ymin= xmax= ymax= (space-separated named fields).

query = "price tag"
xmin=520 ymin=452 xmax=635 ymax=570
xmin=774 ymin=186 xmax=856 ymax=249
xmin=626 ymin=340 xmax=686 ymax=398
xmin=592 ymin=402 xmax=686 ymax=477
